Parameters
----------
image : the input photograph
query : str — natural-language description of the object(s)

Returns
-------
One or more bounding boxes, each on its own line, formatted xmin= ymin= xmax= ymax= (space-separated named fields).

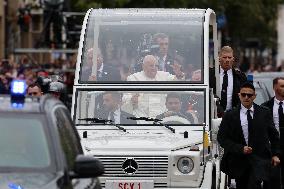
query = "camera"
xmin=36 ymin=76 xmax=52 ymax=94
xmin=137 ymin=33 xmax=160 ymax=57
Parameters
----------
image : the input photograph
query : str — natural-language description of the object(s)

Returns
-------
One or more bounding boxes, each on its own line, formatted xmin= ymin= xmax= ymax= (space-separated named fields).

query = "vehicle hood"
xmin=0 ymin=173 xmax=58 ymax=189
xmin=80 ymin=130 xmax=204 ymax=152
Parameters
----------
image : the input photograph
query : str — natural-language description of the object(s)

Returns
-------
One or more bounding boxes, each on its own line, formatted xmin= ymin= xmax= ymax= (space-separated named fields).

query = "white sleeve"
xmin=121 ymin=93 xmax=149 ymax=117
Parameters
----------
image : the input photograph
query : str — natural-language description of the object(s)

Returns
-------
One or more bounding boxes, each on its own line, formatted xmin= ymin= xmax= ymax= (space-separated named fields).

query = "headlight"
xmin=177 ymin=157 xmax=194 ymax=174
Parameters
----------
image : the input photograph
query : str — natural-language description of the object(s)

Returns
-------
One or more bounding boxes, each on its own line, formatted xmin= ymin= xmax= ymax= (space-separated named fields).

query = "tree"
xmin=71 ymin=0 xmax=281 ymax=48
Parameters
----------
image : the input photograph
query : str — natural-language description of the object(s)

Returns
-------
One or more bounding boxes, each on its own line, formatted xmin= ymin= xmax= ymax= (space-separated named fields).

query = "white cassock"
xmin=121 ymin=92 xmax=167 ymax=120
xmin=121 ymin=71 xmax=178 ymax=119
xmin=126 ymin=71 xmax=177 ymax=81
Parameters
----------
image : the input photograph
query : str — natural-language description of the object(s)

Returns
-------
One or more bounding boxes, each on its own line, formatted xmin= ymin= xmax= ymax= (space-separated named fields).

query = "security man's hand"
xmin=271 ymin=156 xmax=280 ymax=166
xmin=131 ymin=93 xmax=139 ymax=108
xmin=243 ymin=146 xmax=253 ymax=154
xmin=171 ymin=63 xmax=184 ymax=79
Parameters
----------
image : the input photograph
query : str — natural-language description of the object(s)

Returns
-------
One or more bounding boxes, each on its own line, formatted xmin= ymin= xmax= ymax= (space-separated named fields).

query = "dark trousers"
xmin=43 ymin=10 xmax=63 ymax=45
xmin=282 ymin=162 xmax=284 ymax=189
xmin=263 ymin=159 xmax=283 ymax=189
xmin=235 ymin=167 xmax=262 ymax=189
xmin=280 ymin=145 xmax=284 ymax=189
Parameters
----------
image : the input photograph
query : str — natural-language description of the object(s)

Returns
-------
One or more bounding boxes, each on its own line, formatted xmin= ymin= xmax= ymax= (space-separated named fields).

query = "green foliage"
xmin=71 ymin=0 xmax=282 ymax=48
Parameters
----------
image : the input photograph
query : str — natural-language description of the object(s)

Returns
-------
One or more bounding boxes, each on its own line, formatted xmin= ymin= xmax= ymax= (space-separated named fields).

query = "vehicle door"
xmin=54 ymin=107 xmax=82 ymax=188
xmin=55 ymin=107 xmax=100 ymax=189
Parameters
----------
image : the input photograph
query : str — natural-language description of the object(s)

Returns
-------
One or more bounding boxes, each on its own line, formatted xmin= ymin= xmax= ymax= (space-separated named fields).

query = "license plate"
xmin=105 ymin=180 xmax=154 ymax=189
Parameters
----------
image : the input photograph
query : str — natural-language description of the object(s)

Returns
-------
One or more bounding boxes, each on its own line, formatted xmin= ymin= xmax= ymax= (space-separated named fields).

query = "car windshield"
xmin=79 ymin=9 xmax=204 ymax=83
xmin=74 ymin=89 xmax=205 ymax=126
xmin=0 ymin=114 xmax=53 ymax=171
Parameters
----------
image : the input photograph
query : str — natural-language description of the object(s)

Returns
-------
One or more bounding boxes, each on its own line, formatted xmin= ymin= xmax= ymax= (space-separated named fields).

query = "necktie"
xmin=158 ymin=57 xmax=165 ymax=71
xmin=278 ymin=102 xmax=284 ymax=145
xmin=247 ymin=109 xmax=253 ymax=146
xmin=221 ymin=71 xmax=228 ymax=110
xmin=109 ymin=111 xmax=115 ymax=123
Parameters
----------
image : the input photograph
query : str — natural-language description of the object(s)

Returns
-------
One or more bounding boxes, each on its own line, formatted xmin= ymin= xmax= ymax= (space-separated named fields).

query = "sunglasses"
xmin=240 ymin=93 xmax=254 ymax=98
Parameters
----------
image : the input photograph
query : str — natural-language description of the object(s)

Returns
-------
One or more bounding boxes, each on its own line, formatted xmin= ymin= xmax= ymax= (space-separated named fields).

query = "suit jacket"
xmin=231 ymin=69 xmax=247 ymax=107
xmin=261 ymin=97 xmax=282 ymax=189
xmin=160 ymin=54 xmax=175 ymax=74
xmin=217 ymin=103 xmax=280 ymax=179
xmin=262 ymin=97 xmax=284 ymax=148
xmin=209 ymin=68 xmax=247 ymax=109
xmin=261 ymin=97 xmax=275 ymax=116
xmin=97 ymin=109 xmax=137 ymax=125
xmin=81 ymin=64 xmax=121 ymax=81
xmin=97 ymin=64 xmax=121 ymax=81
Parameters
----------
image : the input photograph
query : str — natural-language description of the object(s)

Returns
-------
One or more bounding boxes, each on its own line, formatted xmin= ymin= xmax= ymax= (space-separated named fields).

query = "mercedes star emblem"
xmin=122 ymin=158 xmax=139 ymax=175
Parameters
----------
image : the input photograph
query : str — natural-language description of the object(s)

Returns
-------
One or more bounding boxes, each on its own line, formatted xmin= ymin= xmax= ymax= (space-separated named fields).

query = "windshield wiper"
xmin=78 ymin=117 xmax=111 ymax=123
xmin=127 ymin=116 xmax=175 ymax=133
xmin=127 ymin=116 xmax=162 ymax=122
xmin=78 ymin=118 xmax=126 ymax=132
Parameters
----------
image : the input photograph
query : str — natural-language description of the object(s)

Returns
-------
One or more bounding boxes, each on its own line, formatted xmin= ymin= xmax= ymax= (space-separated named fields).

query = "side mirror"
xmin=70 ymin=155 xmax=104 ymax=179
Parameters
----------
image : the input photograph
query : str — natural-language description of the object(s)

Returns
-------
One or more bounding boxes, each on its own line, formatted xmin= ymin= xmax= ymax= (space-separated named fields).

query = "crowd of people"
xmin=0 ymin=53 xmax=76 ymax=109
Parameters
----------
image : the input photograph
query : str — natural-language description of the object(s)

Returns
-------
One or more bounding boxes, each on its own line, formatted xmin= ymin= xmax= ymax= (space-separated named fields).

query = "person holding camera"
xmin=152 ymin=33 xmax=175 ymax=74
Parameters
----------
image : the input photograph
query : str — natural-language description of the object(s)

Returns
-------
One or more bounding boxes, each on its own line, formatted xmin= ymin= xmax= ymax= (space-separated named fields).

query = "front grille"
xmin=96 ymin=155 xmax=168 ymax=178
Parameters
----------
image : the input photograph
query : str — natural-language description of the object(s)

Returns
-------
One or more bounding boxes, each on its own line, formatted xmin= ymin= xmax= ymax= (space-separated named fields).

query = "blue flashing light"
xmin=11 ymin=80 xmax=27 ymax=95
xmin=11 ymin=103 xmax=24 ymax=109
xmin=10 ymin=80 xmax=26 ymax=107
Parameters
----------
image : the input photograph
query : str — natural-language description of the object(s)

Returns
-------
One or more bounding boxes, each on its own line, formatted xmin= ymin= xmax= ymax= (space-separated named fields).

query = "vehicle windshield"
xmin=79 ymin=9 xmax=204 ymax=83
xmin=0 ymin=114 xmax=53 ymax=171
xmin=74 ymin=89 xmax=205 ymax=126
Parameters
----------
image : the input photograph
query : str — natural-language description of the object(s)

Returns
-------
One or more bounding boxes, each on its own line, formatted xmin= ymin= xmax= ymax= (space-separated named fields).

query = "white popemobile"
xmin=71 ymin=8 xmax=225 ymax=189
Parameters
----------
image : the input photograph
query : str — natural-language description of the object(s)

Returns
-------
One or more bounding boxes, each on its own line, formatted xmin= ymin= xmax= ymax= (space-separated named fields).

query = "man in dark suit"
xmin=210 ymin=46 xmax=247 ymax=112
xmin=217 ymin=82 xmax=280 ymax=189
xmin=156 ymin=93 xmax=194 ymax=123
xmin=152 ymin=33 xmax=175 ymax=74
xmin=262 ymin=77 xmax=284 ymax=189
xmin=97 ymin=91 xmax=136 ymax=124
xmin=81 ymin=48 xmax=121 ymax=81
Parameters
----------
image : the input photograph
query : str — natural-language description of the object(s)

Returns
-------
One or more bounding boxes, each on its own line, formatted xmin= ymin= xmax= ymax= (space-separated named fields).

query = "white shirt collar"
xmin=274 ymin=97 xmax=284 ymax=105
xmin=240 ymin=104 xmax=254 ymax=114
xmin=220 ymin=68 xmax=232 ymax=75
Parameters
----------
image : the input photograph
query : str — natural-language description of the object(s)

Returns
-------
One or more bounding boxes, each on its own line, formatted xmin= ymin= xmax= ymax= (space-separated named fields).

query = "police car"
xmin=0 ymin=80 xmax=103 ymax=189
